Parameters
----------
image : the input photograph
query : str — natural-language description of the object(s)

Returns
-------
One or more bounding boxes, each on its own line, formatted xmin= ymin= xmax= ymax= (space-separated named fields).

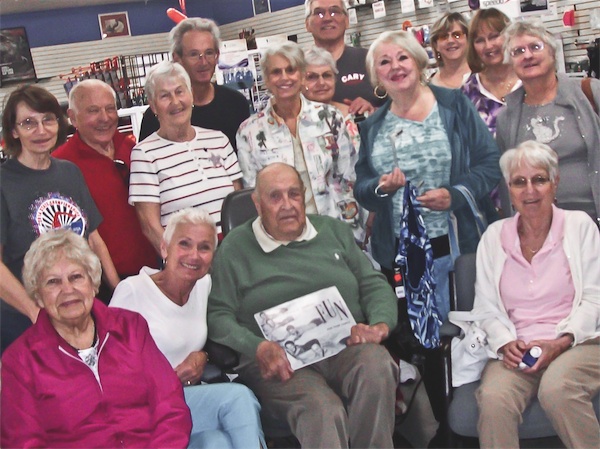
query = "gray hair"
xmin=366 ymin=31 xmax=429 ymax=87
xmin=499 ymin=140 xmax=559 ymax=184
xmin=68 ymin=79 xmax=117 ymax=114
xmin=304 ymin=47 xmax=338 ymax=74
xmin=163 ymin=208 xmax=218 ymax=248
xmin=304 ymin=0 xmax=348 ymax=19
xmin=169 ymin=17 xmax=221 ymax=58
xmin=23 ymin=229 xmax=101 ymax=303
xmin=261 ymin=42 xmax=307 ymax=77
xmin=502 ymin=21 xmax=557 ymax=64
xmin=145 ymin=60 xmax=192 ymax=103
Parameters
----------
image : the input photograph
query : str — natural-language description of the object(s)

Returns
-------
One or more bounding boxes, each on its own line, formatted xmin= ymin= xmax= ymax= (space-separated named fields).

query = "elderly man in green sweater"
xmin=208 ymin=163 xmax=399 ymax=448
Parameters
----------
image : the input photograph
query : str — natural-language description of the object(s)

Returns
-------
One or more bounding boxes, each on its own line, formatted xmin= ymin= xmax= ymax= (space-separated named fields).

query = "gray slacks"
xmin=238 ymin=343 xmax=399 ymax=449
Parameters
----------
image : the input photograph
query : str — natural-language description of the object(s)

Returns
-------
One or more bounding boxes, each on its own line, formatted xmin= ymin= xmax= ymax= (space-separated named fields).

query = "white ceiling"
xmin=1 ymin=0 xmax=151 ymax=15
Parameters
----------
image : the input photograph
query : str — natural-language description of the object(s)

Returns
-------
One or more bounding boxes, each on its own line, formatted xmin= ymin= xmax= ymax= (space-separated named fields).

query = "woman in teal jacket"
xmin=354 ymin=31 xmax=501 ymax=320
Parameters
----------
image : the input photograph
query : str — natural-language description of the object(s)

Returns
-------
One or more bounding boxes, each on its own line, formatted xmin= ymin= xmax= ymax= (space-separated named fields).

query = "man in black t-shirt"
xmin=304 ymin=0 xmax=385 ymax=114
xmin=138 ymin=18 xmax=250 ymax=150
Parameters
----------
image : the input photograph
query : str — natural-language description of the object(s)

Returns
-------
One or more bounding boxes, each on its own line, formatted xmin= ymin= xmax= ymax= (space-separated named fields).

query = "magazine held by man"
xmin=254 ymin=286 xmax=357 ymax=370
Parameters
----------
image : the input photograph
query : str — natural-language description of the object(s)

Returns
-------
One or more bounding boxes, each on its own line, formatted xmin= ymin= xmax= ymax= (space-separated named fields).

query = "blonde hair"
xmin=366 ymin=31 xmax=429 ymax=87
xmin=23 ymin=229 xmax=101 ymax=302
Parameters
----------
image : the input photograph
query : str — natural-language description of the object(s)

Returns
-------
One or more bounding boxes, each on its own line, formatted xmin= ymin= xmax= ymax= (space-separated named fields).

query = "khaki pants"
xmin=476 ymin=338 xmax=600 ymax=449
xmin=238 ymin=343 xmax=398 ymax=449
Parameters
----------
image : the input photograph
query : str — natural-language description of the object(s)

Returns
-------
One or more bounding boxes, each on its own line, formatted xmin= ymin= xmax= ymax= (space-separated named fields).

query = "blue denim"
xmin=432 ymin=254 xmax=453 ymax=322
xmin=184 ymin=383 xmax=265 ymax=449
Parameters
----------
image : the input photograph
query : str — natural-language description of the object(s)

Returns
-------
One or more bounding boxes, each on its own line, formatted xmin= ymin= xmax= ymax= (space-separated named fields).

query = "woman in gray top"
xmin=496 ymin=21 xmax=600 ymax=224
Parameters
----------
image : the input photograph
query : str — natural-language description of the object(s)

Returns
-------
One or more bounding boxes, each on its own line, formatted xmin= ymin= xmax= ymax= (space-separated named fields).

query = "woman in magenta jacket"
xmin=1 ymin=229 xmax=191 ymax=448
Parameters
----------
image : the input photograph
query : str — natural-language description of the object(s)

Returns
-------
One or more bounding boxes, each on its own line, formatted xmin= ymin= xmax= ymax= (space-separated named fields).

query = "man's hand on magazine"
xmin=256 ymin=341 xmax=294 ymax=382
xmin=347 ymin=323 xmax=390 ymax=346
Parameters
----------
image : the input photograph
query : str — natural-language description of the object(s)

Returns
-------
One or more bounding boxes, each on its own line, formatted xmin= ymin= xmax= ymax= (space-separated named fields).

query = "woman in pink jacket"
xmin=1 ymin=229 xmax=191 ymax=448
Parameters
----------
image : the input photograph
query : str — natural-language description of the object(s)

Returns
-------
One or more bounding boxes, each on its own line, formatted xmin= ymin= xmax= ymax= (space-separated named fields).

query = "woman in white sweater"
xmin=473 ymin=141 xmax=600 ymax=449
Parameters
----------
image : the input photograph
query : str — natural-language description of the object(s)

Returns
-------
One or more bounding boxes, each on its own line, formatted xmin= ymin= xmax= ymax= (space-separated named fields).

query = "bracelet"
xmin=375 ymin=183 xmax=389 ymax=198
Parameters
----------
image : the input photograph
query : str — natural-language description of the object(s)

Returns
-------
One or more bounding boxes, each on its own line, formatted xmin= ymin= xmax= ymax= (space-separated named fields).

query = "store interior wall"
xmin=1 ymin=0 xmax=305 ymax=47
xmin=0 ymin=0 xmax=596 ymax=105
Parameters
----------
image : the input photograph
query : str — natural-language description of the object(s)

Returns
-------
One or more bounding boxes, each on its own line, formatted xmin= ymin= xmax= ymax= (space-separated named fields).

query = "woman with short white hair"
xmin=129 ymin=60 xmax=243 ymax=253
xmin=473 ymin=140 xmax=600 ymax=448
xmin=111 ymin=207 xmax=265 ymax=449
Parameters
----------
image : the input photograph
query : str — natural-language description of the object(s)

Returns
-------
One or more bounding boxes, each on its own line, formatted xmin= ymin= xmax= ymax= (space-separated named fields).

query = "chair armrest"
xmin=440 ymin=334 xmax=455 ymax=418
xmin=204 ymin=339 xmax=239 ymax=370
xmin=440 ymin=321 xmax=460 ymax=338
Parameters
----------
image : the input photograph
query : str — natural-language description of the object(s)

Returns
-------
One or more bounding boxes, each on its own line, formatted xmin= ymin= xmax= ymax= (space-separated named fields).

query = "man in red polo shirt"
xmin=54 ymin=79 xmax=157 ymax=300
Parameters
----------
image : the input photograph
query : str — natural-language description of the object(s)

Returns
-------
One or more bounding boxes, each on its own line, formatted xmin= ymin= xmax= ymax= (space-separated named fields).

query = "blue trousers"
xmin=184 ymin=383 xmax=265 ymax=449
xmin=433 ymin=254 xmax=453 ymax=322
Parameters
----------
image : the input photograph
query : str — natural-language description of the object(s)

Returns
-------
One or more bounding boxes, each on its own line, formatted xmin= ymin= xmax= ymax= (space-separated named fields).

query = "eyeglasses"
xmin=183 ymin=49 xmax=218 ymax=61
xmin=311 ymin=6 xmax=346 ymax=19
xmin=438 ymin=30 xmax=466 ymax=42
xmin=305 ymin=71 xmax=335 ymax=83
xmin=510 ymin=41 xmax=545 ymax=58
xmin=509 ymin=175 xmax=551 ymax=189
xmin=16 ymin=115 xmax=59 ymax=131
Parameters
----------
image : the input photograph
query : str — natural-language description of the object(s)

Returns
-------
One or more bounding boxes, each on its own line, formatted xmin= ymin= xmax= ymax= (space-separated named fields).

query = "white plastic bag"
xmin=448 ymin=310 xmax=512 ymax=387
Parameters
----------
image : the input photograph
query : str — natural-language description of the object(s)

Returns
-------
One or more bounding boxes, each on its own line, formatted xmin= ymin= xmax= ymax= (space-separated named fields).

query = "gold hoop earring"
xmin=374 ymin=85 xmax=387 ymax=99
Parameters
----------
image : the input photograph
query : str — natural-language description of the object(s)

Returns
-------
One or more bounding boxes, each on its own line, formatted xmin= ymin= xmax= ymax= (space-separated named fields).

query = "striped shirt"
xmin=129 ymin=126 xmax=243 ymax=231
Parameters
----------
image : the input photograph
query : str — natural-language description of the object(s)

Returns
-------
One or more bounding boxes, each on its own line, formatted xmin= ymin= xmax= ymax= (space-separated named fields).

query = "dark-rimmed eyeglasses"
xmin=510 ymin=41 xmax=545 ymax=58
xmin=438 ymin=31 xmax=466 ymax=42
xmin=16 ymin=115 xmax=59 ymax=131
xmin=311 ymin=6 xmax=346 ymax=19
xmin=305 ymin=71 xmax=335 ymax=83
xmin=509 ymin=175 xmax=551 ymax=189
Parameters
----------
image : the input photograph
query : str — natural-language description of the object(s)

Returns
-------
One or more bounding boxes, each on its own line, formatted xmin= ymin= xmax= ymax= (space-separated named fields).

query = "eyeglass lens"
xmin=510 ymin=175 xmax=550 ymax=188
xmin=510 ymin=41 xmax=545 ymax=57
xmin=186 ymin=50 xmax=217 ymax=61
xmin=439 ymin=31 xmax=465 ymax=41
xmin=313 ymin=7 xmax=345 ymax=18
xmin=305 ymin=72 xmax=335 ymax=82
xmin=17 ymin=115 xmax=59 ymax=131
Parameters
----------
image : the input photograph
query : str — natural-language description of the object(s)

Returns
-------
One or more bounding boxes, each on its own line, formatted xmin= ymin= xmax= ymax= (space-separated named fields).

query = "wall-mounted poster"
xmin=98 ymin=12 xmax=131 ymax=39
xmin=253 ymin=0 xmax=271 ymax=16
xmin=0 ymin=27 xmax=37 ymax=86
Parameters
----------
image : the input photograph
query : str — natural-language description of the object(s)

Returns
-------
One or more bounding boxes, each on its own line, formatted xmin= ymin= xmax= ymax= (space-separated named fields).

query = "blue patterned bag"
xmin=395 ymin=181 xmax=442 ymax=349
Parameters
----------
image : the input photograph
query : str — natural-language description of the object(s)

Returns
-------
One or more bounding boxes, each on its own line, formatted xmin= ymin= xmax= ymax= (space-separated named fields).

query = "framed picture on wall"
xmin=0 ymin=27 xmax=37 ymax=86
xmin=253 ymin=0 xmax=271 ymax=16
xmin=98 ymin=12 xmax=131 ymax=39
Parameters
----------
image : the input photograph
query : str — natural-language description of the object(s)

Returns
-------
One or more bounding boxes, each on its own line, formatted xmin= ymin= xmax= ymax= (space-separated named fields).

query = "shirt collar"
xmin=252 ymin=216 xmax=318 ymax=253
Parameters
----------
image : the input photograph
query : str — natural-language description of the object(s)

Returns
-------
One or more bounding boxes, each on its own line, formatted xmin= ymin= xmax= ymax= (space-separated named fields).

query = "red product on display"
xmin=167 ymin=8 xmax=187 ymax=24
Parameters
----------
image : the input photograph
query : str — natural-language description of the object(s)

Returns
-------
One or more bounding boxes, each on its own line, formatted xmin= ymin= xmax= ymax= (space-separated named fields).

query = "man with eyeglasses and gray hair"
xmin=305 ymin=0 xmax=384 ymax=116
xmin=138 ymin=17 xmax=249 ymax=150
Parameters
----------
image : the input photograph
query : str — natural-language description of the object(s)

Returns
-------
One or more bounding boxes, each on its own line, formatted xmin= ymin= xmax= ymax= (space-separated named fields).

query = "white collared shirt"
xmin=252 ymin=216 xmax=318 ymax=253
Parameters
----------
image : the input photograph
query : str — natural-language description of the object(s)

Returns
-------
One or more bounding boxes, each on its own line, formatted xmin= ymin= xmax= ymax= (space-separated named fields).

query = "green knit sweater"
xmin=207 ymin=215 xmax=398 ymax=358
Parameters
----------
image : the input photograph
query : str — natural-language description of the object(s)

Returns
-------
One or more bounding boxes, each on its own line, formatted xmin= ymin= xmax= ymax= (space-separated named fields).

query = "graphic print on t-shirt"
xmin=29 ymin=192 xmax=88 ymax=236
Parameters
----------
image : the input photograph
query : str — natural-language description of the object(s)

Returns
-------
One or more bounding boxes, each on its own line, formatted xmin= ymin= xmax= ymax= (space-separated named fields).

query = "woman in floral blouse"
xmin=236 ymin=42 xmax=365 ymax=242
